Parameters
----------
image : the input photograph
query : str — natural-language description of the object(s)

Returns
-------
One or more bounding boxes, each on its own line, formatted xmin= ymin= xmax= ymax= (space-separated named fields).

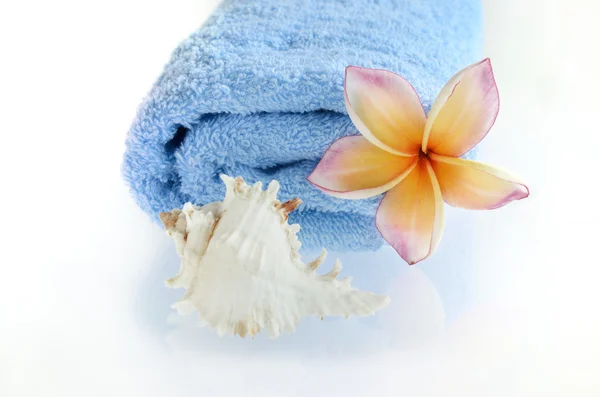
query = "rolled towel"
xmin=123 ymin=0 xmax=483 ymax=251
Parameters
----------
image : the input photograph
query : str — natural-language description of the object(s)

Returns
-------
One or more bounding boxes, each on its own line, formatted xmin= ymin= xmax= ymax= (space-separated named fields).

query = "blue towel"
xmin=123 ymin=0 xmax=483 ymax=251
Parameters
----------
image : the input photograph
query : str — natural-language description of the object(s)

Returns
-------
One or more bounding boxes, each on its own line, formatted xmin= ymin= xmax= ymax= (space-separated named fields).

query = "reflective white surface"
xmin=1 ymin=0 xmax=599 ymax=395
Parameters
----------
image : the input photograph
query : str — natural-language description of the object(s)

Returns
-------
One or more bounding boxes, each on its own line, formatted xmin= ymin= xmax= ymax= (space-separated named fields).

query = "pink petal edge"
xmin=344 ymin=65 xmax=426 ymax=157
xmin=375 ymin=159 xmax=445 ymax=265
xmin=428 ymin=152 xmax=530 ymax=210
xmin=422 ymin=58 xmax=500 ymax=157
xmin=307 ymin=135 xmax=419 ymax=200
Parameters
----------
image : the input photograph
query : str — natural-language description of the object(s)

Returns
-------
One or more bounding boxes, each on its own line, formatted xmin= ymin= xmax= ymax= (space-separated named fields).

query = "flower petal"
xmin=345 ymin=66 xmax=426 ymax=156
xmin=429 ymin=152 xmax=529 ymax=210
xmin=376 ymin=158 xmax=444 ymax=265
xmin=422 ymin=59 xmax=500 ymax=157
xmin=308 ymin=136 xmax=418 ymax=199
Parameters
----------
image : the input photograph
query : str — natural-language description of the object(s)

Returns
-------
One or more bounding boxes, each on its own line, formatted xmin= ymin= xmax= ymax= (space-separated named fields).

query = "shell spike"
xmin=275 ymin=198 xmax=302 ymax=221
xmin=308 ymin=248 xmax=328 ymax=271
xmin=233 ymin=176 xmax=249 ymax=196
xmin=220 ymin=174 xmax=237 ymax=202
xmin=280 ymin=198 xmax=302 ymax=213
xmin=159 ymin=209 xmax=181 ymax=230
xmin=324 ymin=259 xmax=342 ymax=280
xmin=288 ymin=224 xmax=301 ymax=235
xmin=252 ymin=181 xmax=263 ymax=194
xmin=266 ymin=180 xmax=280 ymax=199
xmin=219 ymin=174 xmax=235 ymax=187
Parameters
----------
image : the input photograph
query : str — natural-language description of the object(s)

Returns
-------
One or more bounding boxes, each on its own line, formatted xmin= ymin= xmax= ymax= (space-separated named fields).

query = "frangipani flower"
xmin=308 ymin=59 xmax=529 ymax=265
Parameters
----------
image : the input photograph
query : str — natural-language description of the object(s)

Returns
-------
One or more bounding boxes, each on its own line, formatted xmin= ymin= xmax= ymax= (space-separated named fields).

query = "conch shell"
xmin=160 ymin=175 xmax=389 ymax=339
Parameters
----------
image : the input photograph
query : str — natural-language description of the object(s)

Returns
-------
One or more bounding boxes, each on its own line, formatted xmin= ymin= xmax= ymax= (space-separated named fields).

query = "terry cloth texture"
xmin=123 ymin=0 xmax=483 ymax=251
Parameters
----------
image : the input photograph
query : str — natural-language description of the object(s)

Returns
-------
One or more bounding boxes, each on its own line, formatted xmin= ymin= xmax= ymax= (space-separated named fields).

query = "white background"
xmin=0 ymin=0 xmax=598 ymax=396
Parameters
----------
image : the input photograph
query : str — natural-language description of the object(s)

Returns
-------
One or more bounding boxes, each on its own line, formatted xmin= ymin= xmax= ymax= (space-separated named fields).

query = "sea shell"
xmin=160 ymin=175 xmax=390 ymax=339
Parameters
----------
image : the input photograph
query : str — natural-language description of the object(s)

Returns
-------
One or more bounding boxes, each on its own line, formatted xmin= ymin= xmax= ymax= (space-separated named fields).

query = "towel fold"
xmin=123 ymin=0 xmax=483 ymax=251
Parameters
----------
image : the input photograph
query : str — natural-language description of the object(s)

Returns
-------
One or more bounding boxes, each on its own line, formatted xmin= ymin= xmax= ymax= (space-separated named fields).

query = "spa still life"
xmin=127 ymin=59 xmax=528 ymax=339
xmin=8 ymin=0 xmax=595 ymax=393
xmin=122 ymin=0 xmax=528 ymax=339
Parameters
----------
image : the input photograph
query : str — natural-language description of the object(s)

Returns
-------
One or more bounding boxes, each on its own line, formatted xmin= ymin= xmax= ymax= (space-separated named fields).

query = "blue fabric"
xmin=123 ymin=0 xmax=483 ymax=251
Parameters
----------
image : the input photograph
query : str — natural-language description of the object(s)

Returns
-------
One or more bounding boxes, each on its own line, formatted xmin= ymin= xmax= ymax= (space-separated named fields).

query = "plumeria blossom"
xmin=308 ymin=59 xmax=529 ymax=265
